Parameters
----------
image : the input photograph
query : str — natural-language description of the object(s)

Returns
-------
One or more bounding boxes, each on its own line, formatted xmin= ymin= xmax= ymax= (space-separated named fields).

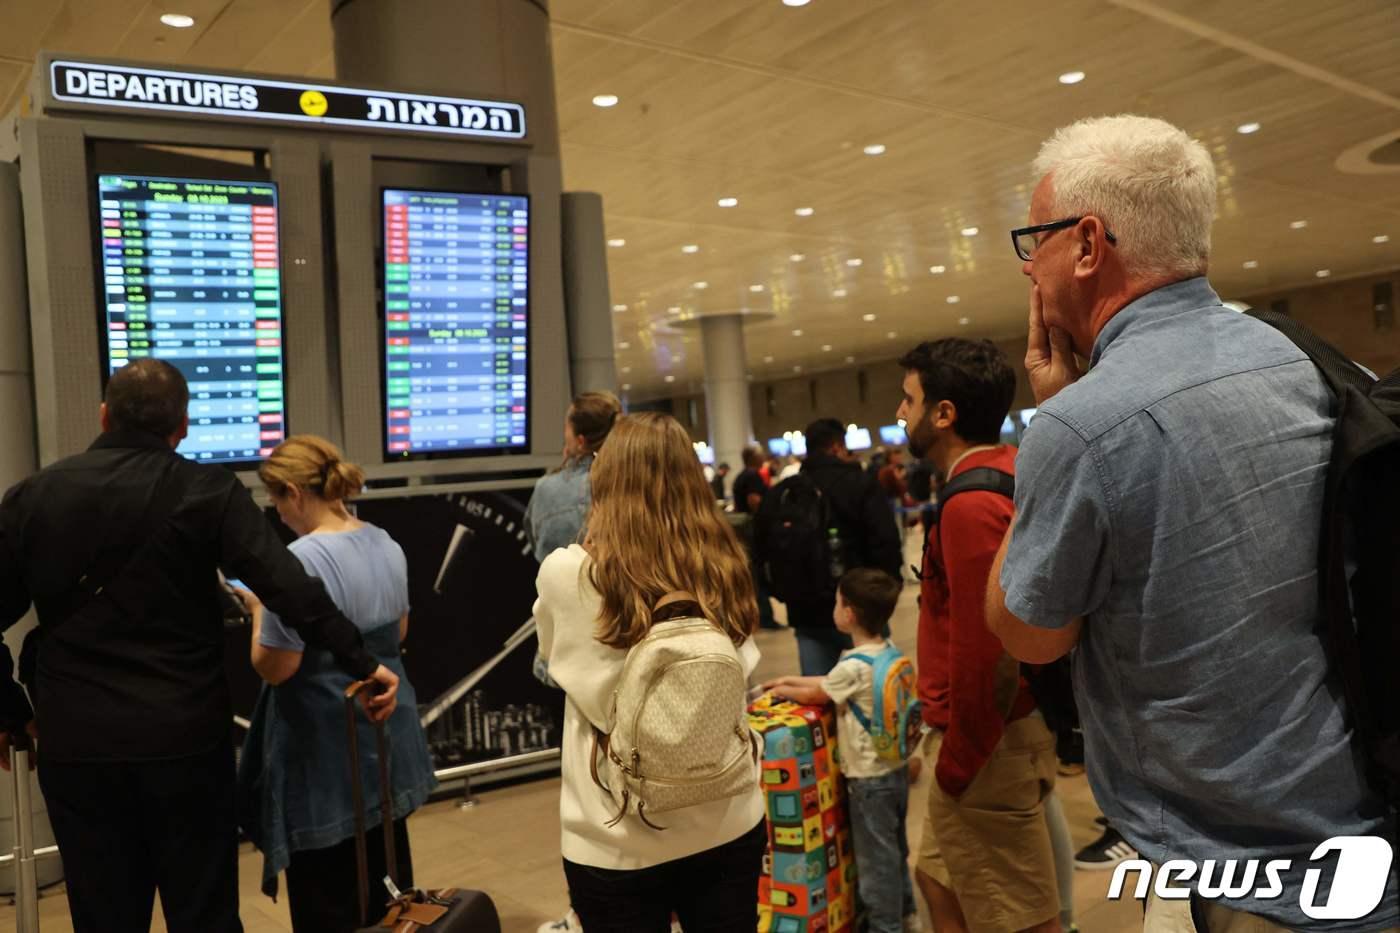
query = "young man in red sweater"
xmin=895 ymin=339 xmax=1060 ymax=933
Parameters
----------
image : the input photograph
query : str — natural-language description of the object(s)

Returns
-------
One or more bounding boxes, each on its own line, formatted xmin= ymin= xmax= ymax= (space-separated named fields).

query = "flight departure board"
xmin=97 ymin=174 xmax=286 ymax=465
xmin=382 ymin=189 xmax=529 ymax=459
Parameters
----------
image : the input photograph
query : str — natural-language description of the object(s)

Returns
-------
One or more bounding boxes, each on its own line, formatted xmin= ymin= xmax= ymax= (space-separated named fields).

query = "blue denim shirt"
xmin=525 ymin=456 xmax=592 ymax=562
xmin=1002 ymin=278 xmax=1397 ymax=930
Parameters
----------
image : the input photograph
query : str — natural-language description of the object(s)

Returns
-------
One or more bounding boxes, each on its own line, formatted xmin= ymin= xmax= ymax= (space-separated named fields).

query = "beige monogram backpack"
xmin=591 ymin=592 xmax=759 ymax=829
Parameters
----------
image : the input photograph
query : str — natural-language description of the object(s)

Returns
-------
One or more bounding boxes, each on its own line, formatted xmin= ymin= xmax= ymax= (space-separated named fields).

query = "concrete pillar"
xmin=560 ymin=192 xmax=617 ymax=396
xmin=700 ymin=315 xmax=754 ymax=485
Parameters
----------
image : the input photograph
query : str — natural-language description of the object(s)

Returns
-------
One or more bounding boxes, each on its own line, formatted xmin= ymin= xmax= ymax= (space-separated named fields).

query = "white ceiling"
xmin=3 ymin=0 xmax=1398 ymax=398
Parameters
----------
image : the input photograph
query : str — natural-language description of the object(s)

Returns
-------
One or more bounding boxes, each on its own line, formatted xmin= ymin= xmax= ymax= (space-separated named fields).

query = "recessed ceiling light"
xmin=1374 ymin=234 xmax=1391 ymax=244
xmin=793 ymin=365 xmax=803 ymax=373
xmin=612 ymin=303 xmax=628 ymax=312
xmin=764 ymin=356 xmax=774 ymax=363
xmin=845 ymin=355 xmax=855 ymax=363
xmin=832 ymin=288 xmax=847 ymax=298
xmin=792 ymin=329 xmax=803 ymax=336
xmin=681 ymin=244 xmax=699 ymax=254
xmin=862 ymin=313 xmax=877 ymax=322
xmin=607 ymin=238 xmax=626 ymax=247
xmin=159 ymin=12 xmax=195 ymax=28
xmin=946 ymin=295 xmax=961 ymax=304
xmin=693 ymin=281 xmax=708 ymax=289
xmin=958 ymin=317 xmax=971 ymax=325
xmin=1290 ymin=220 xmax=1308 ymax=230
xmin=1315 ymin=269 xmax=1331 ymax=278
xmin=886 ymin=331 xmax=898 ymax=339
xmin=822 ymin=344 xmax=832 ymax=351
xmin=795 ymin=207 xmax=814 ymax=217
xmin=1058 ymin=71 xmax=1086 ymax=85
xmin=717 ymin=197 xmax=739 ymax=208
xmin=863 ymin=144 xmax=886 ymax=156
xmin=783 ymin=0 xmax=811 ymax=6
xmin=592 ymin=94 xmax=619 ymax=108
xmin=750 ymin=284 xmax=765 ymax=292
xmin=667 ymin=306 xmax=682 ymax=314
xmin=1242 ymin=260 xmax=1259 ymax=269
xmin=665 ymin=375 xmax=676 ymax=383
xmin=622 ymin=383 xmax=632 ymax=390
xmin=846 ymin=258 xmax=863 ymax=267
xmin=622 ymin=366 xmax=632 ymax=374
xmin=617 ymin=341 xmax=630 ymax=349
xmin=961 ymin=227 xmax=979 ymax=237
xmin=1236 ymin=122 xmax=1261 ymax=135
xmin=789 ymin=253 xmax=806 ymax=262
xmin=929 ymin=265 xmax=946 ymax=274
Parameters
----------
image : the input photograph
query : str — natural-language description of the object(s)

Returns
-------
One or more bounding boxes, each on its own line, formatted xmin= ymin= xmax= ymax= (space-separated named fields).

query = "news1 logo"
xmin=1108 ymin=837 xmax=1394 ymax=920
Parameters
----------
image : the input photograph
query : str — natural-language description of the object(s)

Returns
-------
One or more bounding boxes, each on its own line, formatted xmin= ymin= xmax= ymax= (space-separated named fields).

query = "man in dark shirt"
xmin=0 ymin=360 xmax=400 ymax=933
xmin=709 ymin=461 xmax=731 ymax=501
xmin=731 ymin=446 xmax=768 ymax=515
xmin=759 ymin=418 xmax=902 ymax=674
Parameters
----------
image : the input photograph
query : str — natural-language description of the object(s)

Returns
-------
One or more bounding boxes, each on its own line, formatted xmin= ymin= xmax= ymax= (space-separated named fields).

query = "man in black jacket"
xmin=758 ymin=418 xmax=903 ymax=674
xmin=0 ymin=360 xmax=399 ymax=933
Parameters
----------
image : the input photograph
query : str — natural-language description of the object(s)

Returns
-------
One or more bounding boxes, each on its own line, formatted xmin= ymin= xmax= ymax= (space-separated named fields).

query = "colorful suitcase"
xmin=748 ymin=695 xmax=857 ymax=933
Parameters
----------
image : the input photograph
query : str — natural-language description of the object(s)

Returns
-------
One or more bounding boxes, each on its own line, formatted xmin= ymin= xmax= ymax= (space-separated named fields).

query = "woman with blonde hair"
xmin=525 ymin=391 xmax=621 ymax=562
xmin=236 ymin=435 xmax=435 ymax=933
xmin=534 ymin=412 xmax=766 ymax=932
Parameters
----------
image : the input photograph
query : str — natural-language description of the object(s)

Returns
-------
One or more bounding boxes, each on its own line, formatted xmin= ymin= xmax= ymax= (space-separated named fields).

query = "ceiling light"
xmin=665 ymin=375 xmax=675 ymax=383
xmin=846 ymin=258 xmax=863 ymax=267
xmin=832 ymin=288 xmax=847 ymax=298
xmin=946 ymin=295 xmax=961 ymax=304
xmin=958 ymin=317 xmax=971 ymax=325
xmin=681 ymin=244 xmax=699 ymax=254
xmin=929 ymin=265 xmax=946 ymax=274
xmin=693 ymin=281 xmax=708 ymax=289
xmin=783 ymin=0 xmax=811 ymax=6
xmin=717 ymin=197 xmax=738 ymax=208
xmin=617 ymin=341 xmax=630 ymax=349
xmin=612 ymin=303 xmax=628 ymax=312
xmin=845 ymin=355 xmax=855 ymax=363
xmin=1315 ymin=269 xmax=1331 ymax=278
xmin=862 ymin=313 xmax=877 ymax=322
xmin=793 ymin=366 xmax=803 ymax=373
xmin=667 ymin=306 xmax=682 ymax=314
xmin=792 ymin=329 xmax=803 ymax=336
xmin=789 ymin=253 xmax=806 ymax=262
xmin=159 ymin=13 xmax=195 ymax=28
xmin=846 ymin=423 xmax=857 ymax=431
xmin=764 ymin=356 xmax=774 ymax=363
xmin=592 ymin=94 xmax=619 ymax=108
xmin=607 ymin=238 xmax=626 ymax=247
xmin=961 ymin=227 xmax=979 ymax=237
xmin=886 ymin=331 xmax=898 ymax=339
xmin=622 ymin=383 xmax=631 ymax=390
xmin=897 ymin=419 xmax=906 ymax=427
xmin=621 ymin=366 xmax=631 ymax=374
xmin=1242 ymin=260 xmax=1259 ymax=269
xmin=863 ymin=144 xmax=886 ymax=156
xmin=1290 ymin=220 xmax=1308 ymax=229
xmin=822 ymin=344 xmax=832 ymax=352
xmin=750 ymin=284 xmax=765 ymax=292
xmin=1374 ymin=235 xmax=1391 ymax=244
xmin=1236 ymin=122 xmax=1261 ymax=135
xmin=1058 ymin=71 xmax=1086 ymax=85
xmin=795 ymin=207 xmax=814 ymax=217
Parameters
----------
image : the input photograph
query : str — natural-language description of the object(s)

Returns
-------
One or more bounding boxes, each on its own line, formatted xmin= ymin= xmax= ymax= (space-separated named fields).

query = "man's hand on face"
xmin=1025 ymin=284 xmax=1083 ymax=405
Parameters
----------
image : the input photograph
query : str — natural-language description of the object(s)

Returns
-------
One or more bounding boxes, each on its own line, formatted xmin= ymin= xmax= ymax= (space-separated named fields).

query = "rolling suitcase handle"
xmin=10 ymin=730 xmax=39 ymax=933
xmin=344 ymin=679 xmax=399 ymax=927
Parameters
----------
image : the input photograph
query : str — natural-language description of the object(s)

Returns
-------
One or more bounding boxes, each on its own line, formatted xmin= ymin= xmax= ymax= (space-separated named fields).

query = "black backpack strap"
xmin=923 ymin=467 xmax=1014 ymax=577
xmin=1254 ymin=311 xmax=1375 ymax=399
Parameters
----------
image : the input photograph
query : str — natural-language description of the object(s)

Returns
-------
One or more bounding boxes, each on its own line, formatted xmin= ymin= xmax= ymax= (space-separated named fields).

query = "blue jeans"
xmin=848 ymin=768 xmax=916 ymax=933
xmin=791 ymin=623 xmax=852 ymax=676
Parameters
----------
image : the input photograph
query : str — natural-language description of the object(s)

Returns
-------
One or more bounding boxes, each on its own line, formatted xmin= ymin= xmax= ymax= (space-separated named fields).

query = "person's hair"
xmin=566 ymin=391 xmax=622 ymax=464
xmin=586 ymin=412 xmax=758 ymax=649
xmin=1033 ymin=114 xmax=1217 ymax=280
xmin=897 ymin=339 xmax=1015 ymax=445
xmin=741 ymin=445 xmax=765 ymax=469
xmin=804 ymin=418 xmax=846 ymax=455
xmin=104 ymin=359 xmax=189 ymax=437
xmin=716 ymin=462 xmax=730 ymax=472
xmin=838 ymin=568 xmax=902 ymax=638
xmin=259 ymin=435 xmax=367 ymax=503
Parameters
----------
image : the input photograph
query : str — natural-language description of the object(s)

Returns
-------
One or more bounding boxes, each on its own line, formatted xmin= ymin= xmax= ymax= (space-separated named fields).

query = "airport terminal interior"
xmin=0 ymin=1 xmax=1398 ymax=932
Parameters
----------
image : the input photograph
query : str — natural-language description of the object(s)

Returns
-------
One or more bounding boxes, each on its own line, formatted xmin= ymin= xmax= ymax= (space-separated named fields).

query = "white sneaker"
xmin=538 ymin=911 xmax=582 ymax=933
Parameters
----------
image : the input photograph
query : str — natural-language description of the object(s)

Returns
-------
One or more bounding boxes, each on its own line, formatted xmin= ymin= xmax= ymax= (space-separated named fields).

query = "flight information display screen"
xmin=382 ymin=189 xmax=529 ymax=459
xmin=97 ymin=174 xmax=286 ymax=465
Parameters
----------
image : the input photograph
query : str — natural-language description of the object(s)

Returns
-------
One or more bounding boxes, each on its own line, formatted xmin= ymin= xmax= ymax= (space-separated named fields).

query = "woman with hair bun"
xmin=236 ymin=435 xmax=435 ymax=933
xmin=525 ymin=391 xmax=622 ymax=562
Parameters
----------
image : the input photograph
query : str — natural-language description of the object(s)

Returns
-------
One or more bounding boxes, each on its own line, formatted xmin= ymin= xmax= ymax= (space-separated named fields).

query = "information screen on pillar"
xmin=96 ymin=174 xmax=286 ymax=465
xmin=382 ymin=188 xmax=530 ymax=460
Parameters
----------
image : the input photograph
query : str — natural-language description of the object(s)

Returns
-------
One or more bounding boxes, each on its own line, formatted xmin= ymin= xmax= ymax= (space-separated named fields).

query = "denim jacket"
xmin=524 ymin=456 xmax=593 ymax=563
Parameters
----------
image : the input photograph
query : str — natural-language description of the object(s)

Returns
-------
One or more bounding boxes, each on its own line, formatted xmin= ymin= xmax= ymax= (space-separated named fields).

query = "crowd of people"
xmin=0 ymin=111 xmax=1396 ymax=933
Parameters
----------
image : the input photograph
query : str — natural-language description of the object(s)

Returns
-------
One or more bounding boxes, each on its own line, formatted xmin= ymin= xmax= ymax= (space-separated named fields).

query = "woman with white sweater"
xmin=534 ymin=412 xmax=766 ymax=933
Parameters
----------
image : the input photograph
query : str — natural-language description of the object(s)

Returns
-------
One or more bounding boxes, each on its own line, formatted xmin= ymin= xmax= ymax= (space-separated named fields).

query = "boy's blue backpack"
xmin=845 ymin=644 xmax=922 ymax=764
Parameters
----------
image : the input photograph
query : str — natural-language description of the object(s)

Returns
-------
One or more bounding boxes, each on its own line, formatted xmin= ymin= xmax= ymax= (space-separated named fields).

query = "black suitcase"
xmin=345 ymin=681 xmax=502 ymax=933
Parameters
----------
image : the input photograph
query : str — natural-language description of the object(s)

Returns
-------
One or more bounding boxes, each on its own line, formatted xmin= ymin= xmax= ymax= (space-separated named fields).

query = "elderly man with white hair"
xmin=985 ymin=114 xmax=1399 ymax=932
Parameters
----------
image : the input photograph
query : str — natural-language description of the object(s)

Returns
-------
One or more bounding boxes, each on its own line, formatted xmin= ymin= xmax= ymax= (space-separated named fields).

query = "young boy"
xmin=765 ymin=568 xmax=920 ymax=933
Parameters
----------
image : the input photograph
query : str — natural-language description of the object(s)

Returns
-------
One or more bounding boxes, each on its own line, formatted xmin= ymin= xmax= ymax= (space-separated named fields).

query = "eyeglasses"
xmin=1010 ymin=217 xmax=1117 ymax=261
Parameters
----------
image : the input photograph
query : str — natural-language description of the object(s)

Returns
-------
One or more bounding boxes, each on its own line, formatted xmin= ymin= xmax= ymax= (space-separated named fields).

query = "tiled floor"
xmin=2 ymin=530 xmax=1146 ymax=932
